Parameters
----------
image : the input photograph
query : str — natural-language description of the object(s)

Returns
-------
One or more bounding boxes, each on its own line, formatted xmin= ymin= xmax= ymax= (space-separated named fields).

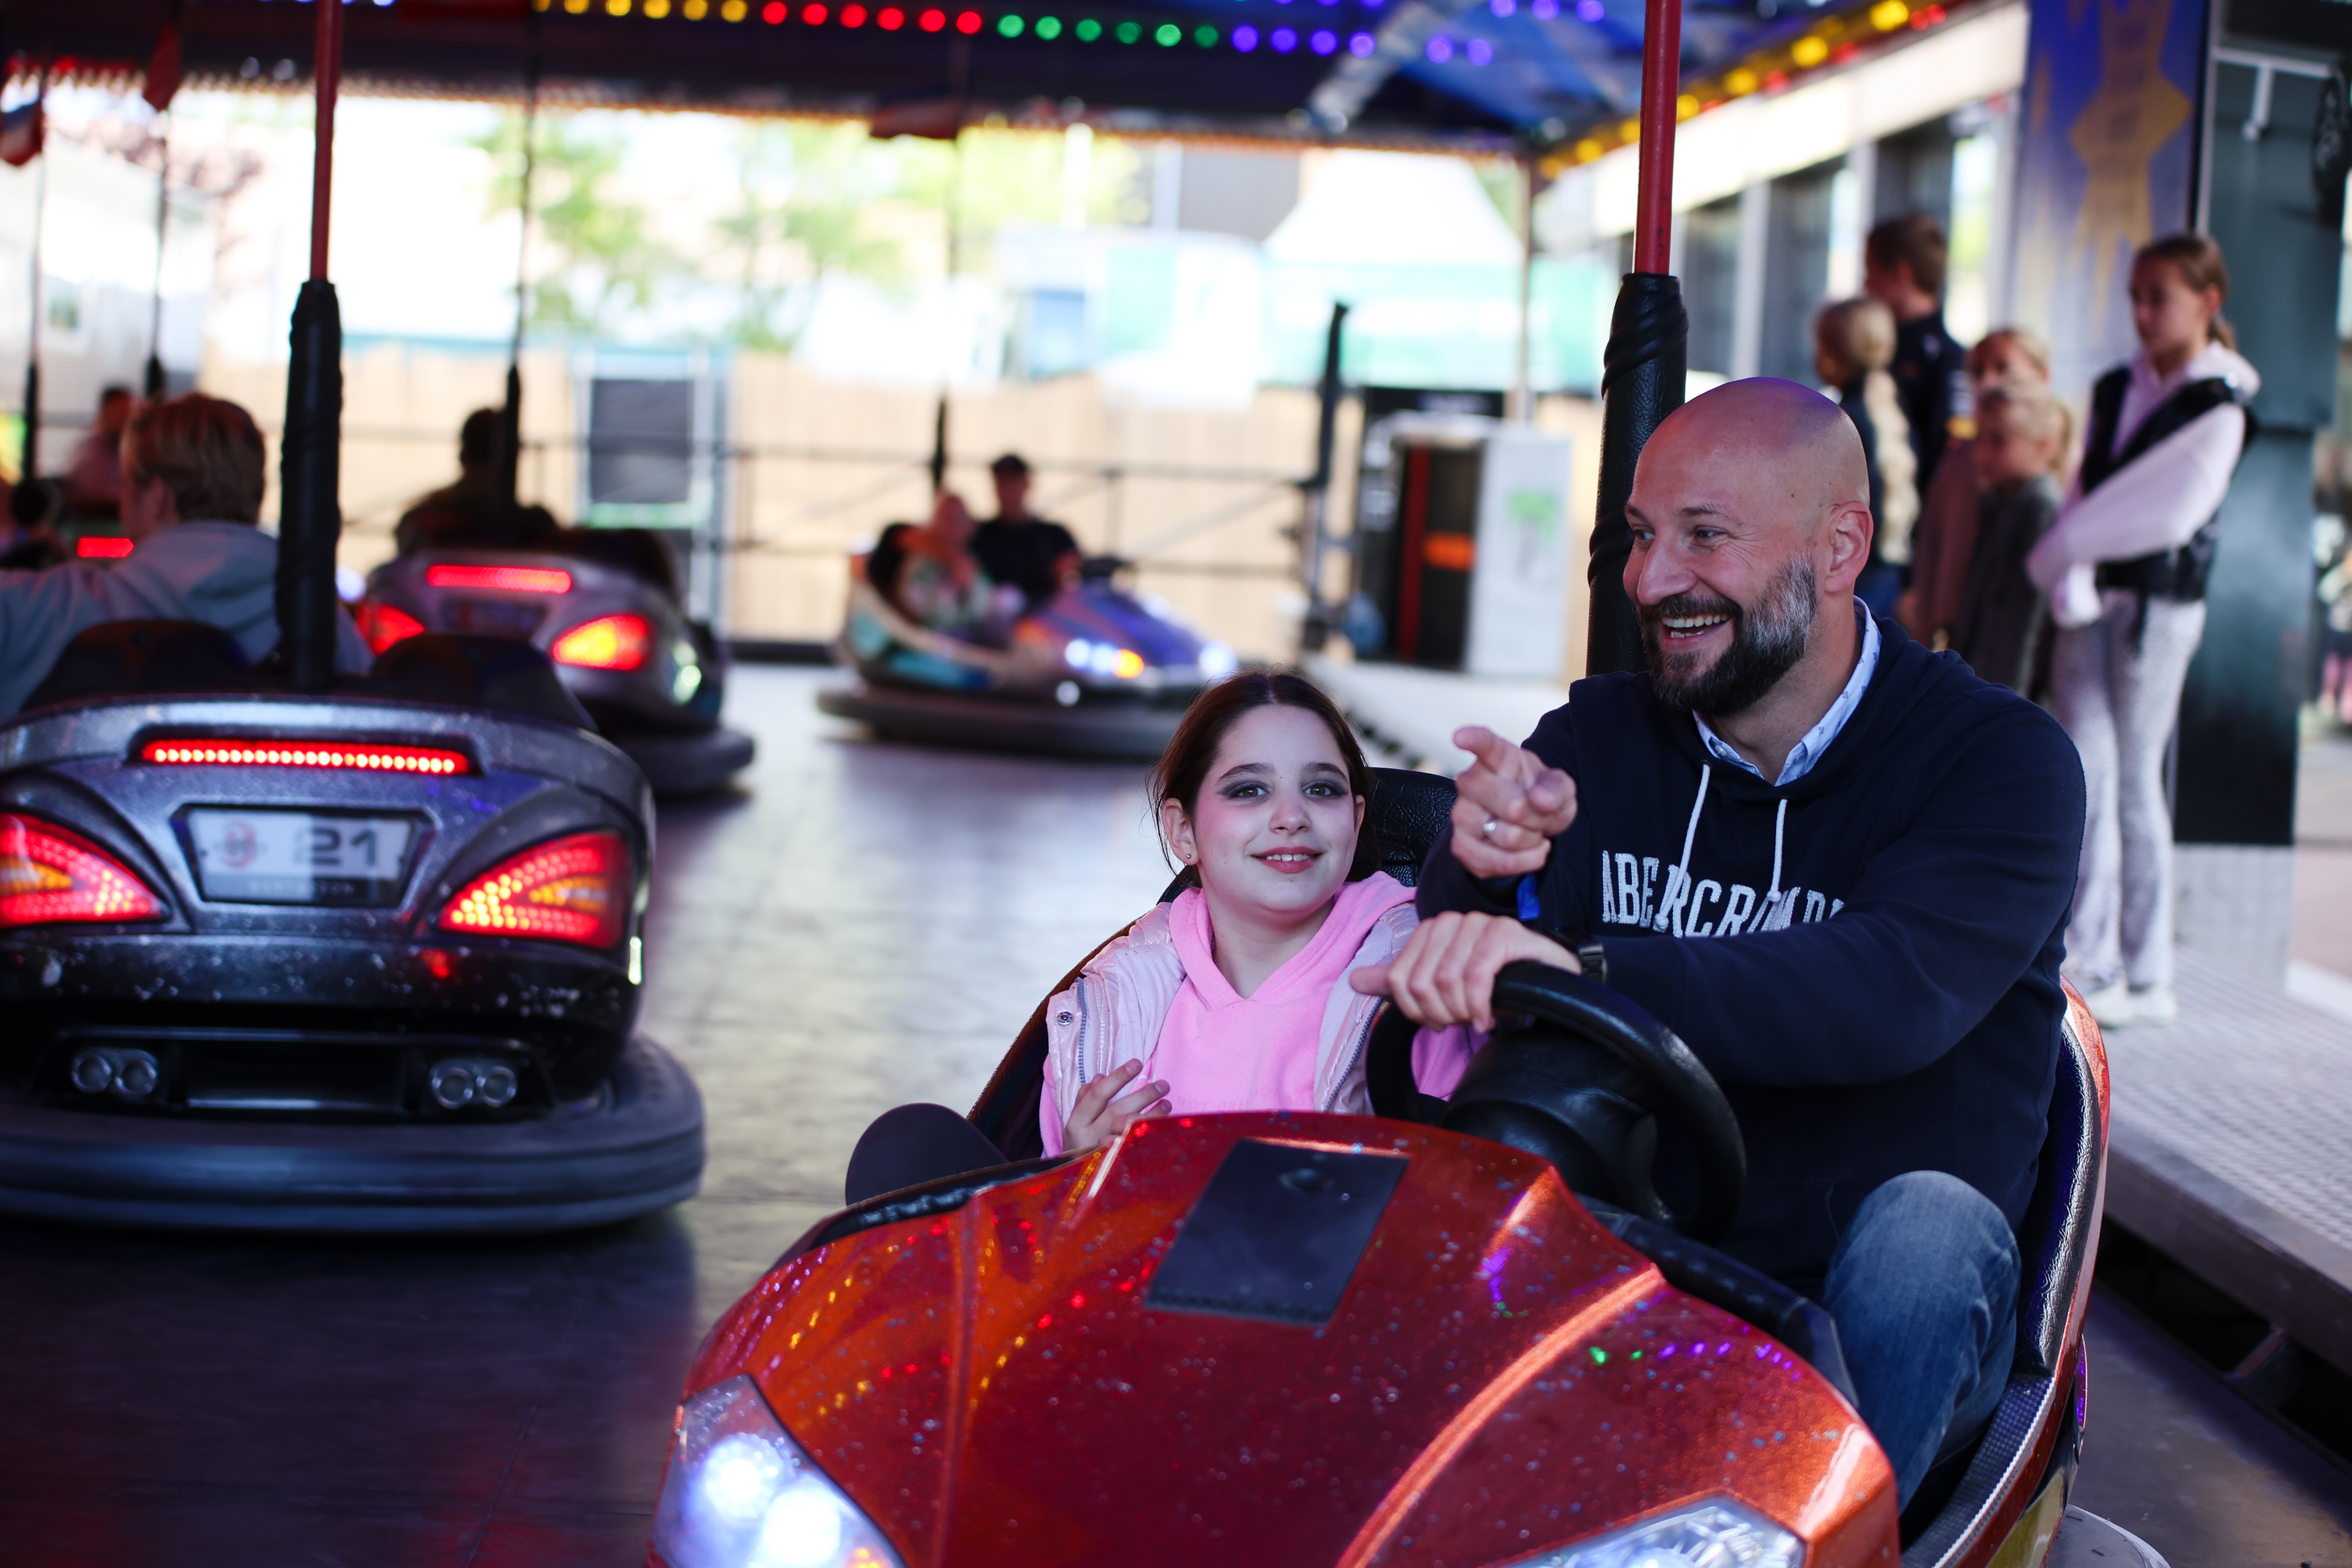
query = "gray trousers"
xmin=2049 ymin=593 xmax=2207 ymax=991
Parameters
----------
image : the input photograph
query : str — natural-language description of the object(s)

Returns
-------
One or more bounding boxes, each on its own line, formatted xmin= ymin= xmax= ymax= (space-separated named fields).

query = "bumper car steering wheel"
xmin=1366 ymin=960 xmax=1747 ymax=1245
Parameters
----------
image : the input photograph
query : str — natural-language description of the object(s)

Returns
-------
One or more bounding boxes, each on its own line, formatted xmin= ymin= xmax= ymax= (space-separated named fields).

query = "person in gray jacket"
xmin=0 ymin=392 xmax=371 ymax=717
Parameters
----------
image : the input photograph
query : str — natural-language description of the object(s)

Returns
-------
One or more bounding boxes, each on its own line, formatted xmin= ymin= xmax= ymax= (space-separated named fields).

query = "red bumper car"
xmin=650 ymin=772 xmax=2138 ymax=1568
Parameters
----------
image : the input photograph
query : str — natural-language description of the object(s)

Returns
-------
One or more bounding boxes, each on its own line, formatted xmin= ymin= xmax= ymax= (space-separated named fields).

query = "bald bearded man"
xmin=1354 ymin=379 xmax=2086 ymax=1510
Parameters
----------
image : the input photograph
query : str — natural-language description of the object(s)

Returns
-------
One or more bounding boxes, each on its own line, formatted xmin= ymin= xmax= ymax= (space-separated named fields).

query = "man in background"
xmin=395 ymin=407 xmax=558 ymax=555
xmin=62 ymin=385 xmax=138 ymax=516
xmin=971 ymin=452 xmax=1080 ymax=608
xmin=1864 ymin=215 xmax=1972 ymax=488
xmin=0 ymin=393 xmax=370 ymax=715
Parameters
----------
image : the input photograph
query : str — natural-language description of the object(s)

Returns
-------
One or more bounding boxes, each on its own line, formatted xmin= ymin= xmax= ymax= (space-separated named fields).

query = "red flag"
xmin=0 ymin=97 xmax=43 ymax=168
xmin=144 ymin=21 xmax=184 ymax=114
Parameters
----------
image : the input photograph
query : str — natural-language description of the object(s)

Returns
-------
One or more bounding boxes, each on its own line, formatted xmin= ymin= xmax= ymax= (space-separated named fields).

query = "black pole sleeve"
xmin=1587 ymin=270 xmax=1687 ymax=676
xmin=1311 ymin=301 xmax=1349 ymax=490
xmin=21 ymin=361 xmax=37 ymax=483
xmin=928 ymin=395 xmax=948 ymax=494
xmin=278 ymin=278 xmax=343 ymax=692
xmin=497 ymin=361 xmax=523 ymax=513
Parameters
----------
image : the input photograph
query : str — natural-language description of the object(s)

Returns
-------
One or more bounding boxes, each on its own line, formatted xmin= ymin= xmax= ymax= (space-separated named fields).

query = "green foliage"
xmin=472 ymin=112 xmax=680 ymax=337
xmin=1473 ymin=159 xmax=1527 ymax=237
xmin=714 ymin=122 xmax=908 ymax=351
xmin=467 ymin=110 xmax=1148 ymax=350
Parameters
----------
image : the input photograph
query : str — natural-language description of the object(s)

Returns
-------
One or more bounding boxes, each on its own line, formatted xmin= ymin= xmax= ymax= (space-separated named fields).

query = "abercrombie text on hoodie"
xmin=1419 ymin=618 xmax=2086 ymax=1285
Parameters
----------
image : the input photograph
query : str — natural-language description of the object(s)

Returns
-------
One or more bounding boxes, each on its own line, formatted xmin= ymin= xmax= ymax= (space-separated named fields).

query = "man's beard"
xmin=1640 ymin=557 xmax=1818 ymax=717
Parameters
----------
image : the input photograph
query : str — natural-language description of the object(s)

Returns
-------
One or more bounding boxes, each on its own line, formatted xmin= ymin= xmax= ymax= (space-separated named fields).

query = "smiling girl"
xmin=1041 ymin=672 xmax=1476 ymax=1154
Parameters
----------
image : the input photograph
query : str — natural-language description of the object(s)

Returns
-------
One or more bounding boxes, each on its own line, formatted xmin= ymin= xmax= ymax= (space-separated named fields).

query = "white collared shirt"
xmin=1693 ymin=606 xmax=1880 ymax=787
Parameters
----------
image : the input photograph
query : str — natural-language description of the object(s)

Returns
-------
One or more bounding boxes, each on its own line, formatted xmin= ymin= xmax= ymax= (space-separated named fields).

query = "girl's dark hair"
xmin=2135 ymin=232 xmax=2235 ymax=351
xmin=1149 ymin=670 xmax=1381 ymax=882
xmin=864 ymin=522 xmax=916 ymax=613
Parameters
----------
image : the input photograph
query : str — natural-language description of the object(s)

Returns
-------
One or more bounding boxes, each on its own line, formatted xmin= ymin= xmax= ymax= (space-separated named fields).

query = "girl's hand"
xmin=1065 ymin=1060 xmax=1171 ymax=1151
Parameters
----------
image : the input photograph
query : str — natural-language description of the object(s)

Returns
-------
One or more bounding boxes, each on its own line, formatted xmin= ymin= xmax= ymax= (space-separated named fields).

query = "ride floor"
xmin=0 ymin=668 xmax=2346 ymax=1566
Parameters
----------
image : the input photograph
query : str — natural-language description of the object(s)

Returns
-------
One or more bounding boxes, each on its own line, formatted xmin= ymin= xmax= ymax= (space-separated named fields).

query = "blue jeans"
xmin=1822 ymin=1171 xmax=2020 ymax=1507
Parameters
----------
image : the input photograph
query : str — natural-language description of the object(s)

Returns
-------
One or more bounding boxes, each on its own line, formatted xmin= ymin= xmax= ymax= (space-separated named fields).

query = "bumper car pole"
xmin=498 ymin=7 xmax=543 ymax=515
xmin=19 ymin=66 xmax=47 ymax=486
xmin=277 ymin=0 xmax=345 ymax=693
xmin=1584 ymin=0 xmax=1688 ymax=677
xmin=1298 ymin=300 xmax=1349 ymax=653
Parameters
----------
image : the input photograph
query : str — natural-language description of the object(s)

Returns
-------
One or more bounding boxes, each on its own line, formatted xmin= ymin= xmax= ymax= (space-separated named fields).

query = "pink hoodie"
xmin=1038 ymin=870 xmax=1479 ymax=1154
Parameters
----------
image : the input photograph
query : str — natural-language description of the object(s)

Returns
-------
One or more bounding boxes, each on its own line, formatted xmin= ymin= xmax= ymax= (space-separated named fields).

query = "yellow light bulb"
xmin=1790 ymin=35 xmax=1828 ymax=65
xmin=1725 ymin=67 xmax=1758 ymax=94
xmin=1675 ymin=92 xmax=1699 ymax=120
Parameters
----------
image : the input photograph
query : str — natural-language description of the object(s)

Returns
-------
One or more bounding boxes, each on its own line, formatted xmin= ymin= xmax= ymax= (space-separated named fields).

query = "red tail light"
xmin=140 ymin=739 xmax=472 ymax=776
xmin=355 ymin=600 xmax=426 ymax=654
xmin=425 ymin=564 xmax=572 ymax=594
xmin=76 ymin=536 xmax=135 ymax=559
xmin=0 ymin=812 xmax=164 ymax=929
xmin=438 ymin=830 xmax=629 ymax=948
xmin=551 ymin=614 xmax=651 ymax=671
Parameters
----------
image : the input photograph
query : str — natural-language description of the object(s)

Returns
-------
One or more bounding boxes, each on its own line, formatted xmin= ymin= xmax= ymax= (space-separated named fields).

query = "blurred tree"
xmin=474 ymin=113 xmax=679 ymax=337
xmin=715 ymin=122 xmax=906 ymax=351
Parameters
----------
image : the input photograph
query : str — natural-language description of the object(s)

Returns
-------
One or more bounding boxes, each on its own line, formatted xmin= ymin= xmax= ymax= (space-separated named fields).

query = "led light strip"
xmin=423 ymin=564 xmax=573 ymax=594
xmin=140 ymin=740 xmax=473 ymax=776
xmin=527 ymin=0 xmax=1404 ymax=56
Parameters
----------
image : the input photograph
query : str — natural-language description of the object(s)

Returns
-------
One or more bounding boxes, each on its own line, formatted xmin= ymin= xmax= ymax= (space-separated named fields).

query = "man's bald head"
xmin=1638 ymin=378 xmax=1870 ymax=533
xmin=1620 ymin=377 xmax=1877 ymax=722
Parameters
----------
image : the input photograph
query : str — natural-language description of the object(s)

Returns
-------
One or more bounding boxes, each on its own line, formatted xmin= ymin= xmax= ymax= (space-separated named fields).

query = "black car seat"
xmin=967 ymin=767 xmax=1456 ymax=1159
xmin=20 ymin=619 xmax=258 ymax=713
xmin=363 ymin=634 xmax=594 ymax=729
xmin=1899 ymin=1001 xmax=2104 ymax=1562
xmin=14 ymin=621 xmax=595 ymax=735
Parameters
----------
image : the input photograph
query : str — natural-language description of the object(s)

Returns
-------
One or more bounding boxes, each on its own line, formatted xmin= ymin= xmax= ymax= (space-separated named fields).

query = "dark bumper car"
xmin=361 ymin=542 xmax=756 ymax=795
xmin=815 ymin=563 xmax=1237 ymax=760
xmin=0 ymin=621 xmax=704 ymax=1232
xmin=650 ymin=770 xmax=2143 ymax=1568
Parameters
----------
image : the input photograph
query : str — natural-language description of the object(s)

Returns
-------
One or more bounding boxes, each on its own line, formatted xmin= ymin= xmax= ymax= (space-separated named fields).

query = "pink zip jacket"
xmin=1039 ymin=870 xmax=1480 ymax=1154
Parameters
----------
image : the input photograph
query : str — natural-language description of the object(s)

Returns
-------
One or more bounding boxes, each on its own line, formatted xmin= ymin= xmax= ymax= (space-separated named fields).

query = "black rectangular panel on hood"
xmin=1146 ymin=1138 xmax=1406 ymax=1325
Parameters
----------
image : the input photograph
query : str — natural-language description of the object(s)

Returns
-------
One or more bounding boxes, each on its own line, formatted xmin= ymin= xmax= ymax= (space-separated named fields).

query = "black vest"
xmin=2079 ymin=365 xmax=2248 ymax=603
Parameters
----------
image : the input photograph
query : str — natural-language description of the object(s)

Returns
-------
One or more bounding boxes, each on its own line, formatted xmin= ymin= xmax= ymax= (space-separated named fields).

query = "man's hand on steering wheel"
xmin=1450 ymin=727 xmax=1578 ymax=879
xmin=1351 ymin=911 xmax=1581 ymax=1033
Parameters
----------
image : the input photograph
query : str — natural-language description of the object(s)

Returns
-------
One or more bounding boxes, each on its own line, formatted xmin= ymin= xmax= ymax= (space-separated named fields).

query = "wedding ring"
xmin=1480 ymin=817 xmax=1500 ymax=842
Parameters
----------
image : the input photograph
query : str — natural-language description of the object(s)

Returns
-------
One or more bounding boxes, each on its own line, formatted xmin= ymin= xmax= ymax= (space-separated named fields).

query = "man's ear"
xmin=1822 ymin=501 xmax=1873 ymax=592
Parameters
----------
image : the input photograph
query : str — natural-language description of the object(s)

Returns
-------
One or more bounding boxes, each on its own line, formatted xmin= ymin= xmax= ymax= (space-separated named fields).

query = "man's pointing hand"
xmin=1448 ymin=726 xmax=1577 ymax=879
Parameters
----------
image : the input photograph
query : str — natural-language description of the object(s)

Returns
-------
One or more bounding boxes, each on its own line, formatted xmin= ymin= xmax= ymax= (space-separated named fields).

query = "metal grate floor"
xmin=2105 ymin=948 xmax=2352 ymax=1258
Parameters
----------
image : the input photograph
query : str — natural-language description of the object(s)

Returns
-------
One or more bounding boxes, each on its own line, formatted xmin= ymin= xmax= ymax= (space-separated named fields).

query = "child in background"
xmin=1901 ymin=328 xmax=2055 ymax=646
xmin=1948 ymin=382 xmax=2070 ymax=692
xmin=1815 ymin=298 xmax=1920 ymax=618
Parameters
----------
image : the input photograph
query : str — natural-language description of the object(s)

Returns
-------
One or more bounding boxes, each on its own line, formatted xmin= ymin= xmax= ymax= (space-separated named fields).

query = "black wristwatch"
xmin=1524 ymin=922 xmax=1607 ymax=986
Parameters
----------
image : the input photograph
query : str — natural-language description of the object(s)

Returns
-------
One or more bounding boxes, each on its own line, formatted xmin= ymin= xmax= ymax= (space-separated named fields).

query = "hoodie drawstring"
xmin=1656 ymin=765 xmax=1711 ymax=934
xmin=1763 ymin=797 xmax=1790 ymax=930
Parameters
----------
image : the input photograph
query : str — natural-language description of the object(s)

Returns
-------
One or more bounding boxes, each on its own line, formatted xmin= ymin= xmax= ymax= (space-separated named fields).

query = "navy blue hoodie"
xmin=1420 ymin=618 xmax=2085 ymax=1284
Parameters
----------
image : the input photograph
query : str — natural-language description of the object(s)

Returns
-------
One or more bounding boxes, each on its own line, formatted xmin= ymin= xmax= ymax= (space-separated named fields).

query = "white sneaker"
xmin=2127 ymin=984 xmax=2177 ymax=1024
xmin=2078 ymin=978 xmax=2137 ymax=1028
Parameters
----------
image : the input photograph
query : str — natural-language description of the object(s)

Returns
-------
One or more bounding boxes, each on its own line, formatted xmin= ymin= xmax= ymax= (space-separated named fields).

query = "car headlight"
xmin=1063 ymin=638 xmax=1145 ymax=679
xmin=1197 ymin=641 xmax=1238 ymax=678
xmin=671 ymin=638 xmax=704 ymax=704
xmin=1503 ymin=1498 xmax=1802 ymax=1568
xmin=652 ymin=1376 xmax=906 ymax=1568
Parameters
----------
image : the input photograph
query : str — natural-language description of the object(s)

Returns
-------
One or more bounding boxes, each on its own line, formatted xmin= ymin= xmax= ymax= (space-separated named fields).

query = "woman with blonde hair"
xmin=1816 ymin=297 xmax=1919 ymax=617
xmin=2026 ymin=233 xmax=2257 ymax=1026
